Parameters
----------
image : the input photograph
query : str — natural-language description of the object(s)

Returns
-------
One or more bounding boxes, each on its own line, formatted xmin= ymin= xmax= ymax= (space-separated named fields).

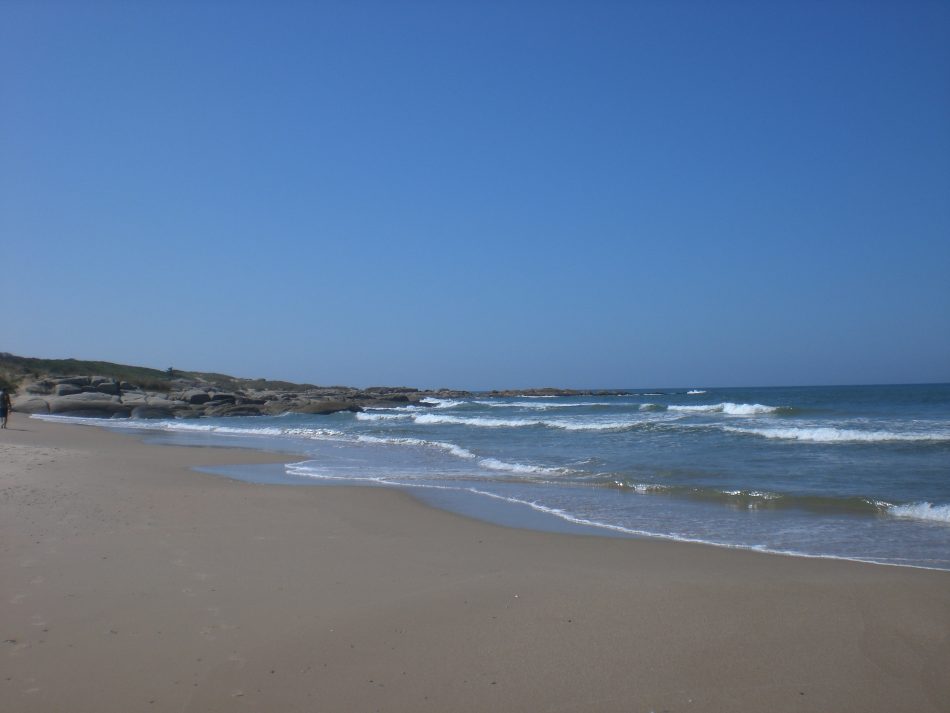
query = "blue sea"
xmin=40 ymin=384 xmax=950 ymax=570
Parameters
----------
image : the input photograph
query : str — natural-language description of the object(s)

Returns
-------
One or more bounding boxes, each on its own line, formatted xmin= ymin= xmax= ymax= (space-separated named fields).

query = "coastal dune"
xmin=2 ymin=418 xmax=948 ymax=712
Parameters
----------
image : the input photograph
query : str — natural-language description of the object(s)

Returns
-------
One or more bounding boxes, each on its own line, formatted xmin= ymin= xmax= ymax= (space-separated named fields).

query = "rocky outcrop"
xmin=24 ymin=380 xmax=55 ymax=395
xmin=9 ymin=370 xmax=481 ymax=421
xmin=205 ymin=404 xmax=263 ymax=417
xmin=486 ymin=388 xmax=633 ymax=398
xmin=12 ymin=394 xmax=51 ymax=414
xmin=46 ymin=393 xmax=131 ymax=418
xmin=278 ymin=399 xmax=362 ymax=415
xmin=179 ymin=389 xmax=212 ymax=405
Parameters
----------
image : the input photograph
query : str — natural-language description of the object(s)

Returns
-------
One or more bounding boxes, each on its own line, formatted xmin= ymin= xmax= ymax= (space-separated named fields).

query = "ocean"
xmin=39 ymin=383 xmax=950 ymax=570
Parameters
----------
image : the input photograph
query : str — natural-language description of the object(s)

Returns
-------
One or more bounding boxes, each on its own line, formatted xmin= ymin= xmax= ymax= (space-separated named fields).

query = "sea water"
xmin=38 ymin=384 xmax=950 ymax=569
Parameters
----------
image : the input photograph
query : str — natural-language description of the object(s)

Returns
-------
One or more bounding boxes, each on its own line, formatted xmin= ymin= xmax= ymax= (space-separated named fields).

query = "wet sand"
xmin=2 ymin=416 xmax=948 ymax=712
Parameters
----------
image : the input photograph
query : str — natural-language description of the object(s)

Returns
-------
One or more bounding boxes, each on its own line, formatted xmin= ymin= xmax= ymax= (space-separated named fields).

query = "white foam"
xmin=355 ymin=412 xmax=409 ymax=421
xmin=477 ymin=400 xmax=616 ymax=410
xmin=412 ymin=412 xmax=652 ymax=432
xmin=412 ymin=413 xmax=538 ymax=428
xmin=888 ymin=502 xmax=950 ymax=523
xmin=546 ymin=419 xmax=645 ymax=432
xmin=687 ymin=389 xmax=707 ymax=395
xmin=724 ymin=426 xmax=950 ymax=443
xmin=668 ymin=402 xmax=779 ymax=415
xmin=355 ymin=434 xmax=478 ymax=460
xmin=363 ymin=404 xmax=424 ymax=412
xmin=419 ymin=397 xmax=464 ymax=408
xmin=32 ymin=413 xmax=347 ymax=440
xmin=477 ymin=458 xmax=567 ymax=475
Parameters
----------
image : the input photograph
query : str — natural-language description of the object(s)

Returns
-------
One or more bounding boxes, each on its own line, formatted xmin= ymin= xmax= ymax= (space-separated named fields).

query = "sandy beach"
xmin=1 ymin=416 xmax=948 ymax=712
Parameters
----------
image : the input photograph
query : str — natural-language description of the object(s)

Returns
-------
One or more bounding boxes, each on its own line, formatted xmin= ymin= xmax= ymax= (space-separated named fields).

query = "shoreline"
xmin=38 ymin=413 xmax=950 ymax=573
xmin=3 ymin=416 xmax=949 ymax=712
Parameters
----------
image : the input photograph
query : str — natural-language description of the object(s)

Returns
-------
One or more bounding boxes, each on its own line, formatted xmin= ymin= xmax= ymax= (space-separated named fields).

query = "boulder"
xmin=12 ymin=395 xmax=50 ymax=414
xmin=54 ymin=383 xmax=83 ymax=397
xmin=292 ymin=399 xmax=362 ymax=415
xmin=262 ymin=401 xmax=292 ymax=415
xmin=24 ymin=380 xmax=54 ymax=395
xmin=146 ymin=397 xmax=186 ymax=409
xmin=53 ymin=377 xmax=90 ymax=387
xmin=96 ymin=382 xmax=121 ymax=395
xmin=361 ymin=393 xmax=410 ymax=404
xmin=180 ymin=389 xmax=211 ymax=405
xmin=173 ymin=409 xmax=203 ymax=419
xmin=47 ymin=393 xmax=131 ymax=418
xmin=206 ymin=392 xmax=236 ymax=405
xmin=206 ymin=404 xmax=263 ymax=417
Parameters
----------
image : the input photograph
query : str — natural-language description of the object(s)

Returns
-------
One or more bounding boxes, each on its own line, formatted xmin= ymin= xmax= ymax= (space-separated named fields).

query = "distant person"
xmin=0 ymin=389 xmax=11 ymax=429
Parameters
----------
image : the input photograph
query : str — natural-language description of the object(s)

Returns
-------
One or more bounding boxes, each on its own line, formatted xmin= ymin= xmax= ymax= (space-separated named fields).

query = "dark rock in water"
xmin=292 ymin=399 xmax=362 ymax=415
xmin=357 ymin=393 xmax=410 ymax=405
xmin=12 ymin=395 xmax=50 ymax=414
xmin=485 ymin=387 xmax=633 ymax=398
xmin=130 ymin=406 xmax=174 ymax=419
xmin=360 ymin=398 xmax=415 ymax=408
xmin=54 ymin=384 xmax=83 ymax=397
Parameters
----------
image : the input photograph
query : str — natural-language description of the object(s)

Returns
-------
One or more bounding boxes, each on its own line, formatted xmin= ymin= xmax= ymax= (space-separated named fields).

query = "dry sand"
xmin=2 ymin=416 xmax=948 ymax=712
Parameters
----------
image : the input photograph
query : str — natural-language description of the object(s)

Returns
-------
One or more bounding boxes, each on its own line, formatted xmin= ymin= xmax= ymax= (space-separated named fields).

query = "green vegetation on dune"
xmin=0 ymin=353 xmax=172 ymax=391
xmin=0 ymin=353 xmax=316 ymax=393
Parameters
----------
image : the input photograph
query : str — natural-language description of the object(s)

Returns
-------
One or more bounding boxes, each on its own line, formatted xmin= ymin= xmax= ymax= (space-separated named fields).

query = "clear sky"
xmin=2 ymin=1 xmax=948 ymax=389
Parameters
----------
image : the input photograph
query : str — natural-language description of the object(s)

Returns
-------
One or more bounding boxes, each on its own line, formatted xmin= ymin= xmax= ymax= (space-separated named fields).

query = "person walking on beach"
xmin=0 ymin=389 xmax=11 ymax=429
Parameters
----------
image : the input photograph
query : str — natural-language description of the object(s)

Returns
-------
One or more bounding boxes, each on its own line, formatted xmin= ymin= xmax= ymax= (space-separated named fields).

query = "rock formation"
xmin=11 ymin=375 xmax=471 ymax=420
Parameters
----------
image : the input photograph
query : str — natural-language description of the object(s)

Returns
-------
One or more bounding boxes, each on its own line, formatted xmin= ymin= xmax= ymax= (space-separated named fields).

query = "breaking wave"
xmin=888 ymin=502 xmax=950 ymax=523
xmin=419 ymin=397 xmax=464 ymax=408
xmin=355 ymin=412 xmax=410 ymax=421
xmin=411 ymin=412 xmax=656 ymax=433
xmin=412 ymin=414 xmax=538 ymax=428
xmin=668 ymin=402 xmax=784 ymax=415
xmin=477 ymin=458 xmax=569 ymax=475
xmin=355 ymin=434 xmax=477 ymax=460
xmin=474 ymin=400 xmax=618 ymax=410
xmin=724 ymin=426 xmax=950 ymax=443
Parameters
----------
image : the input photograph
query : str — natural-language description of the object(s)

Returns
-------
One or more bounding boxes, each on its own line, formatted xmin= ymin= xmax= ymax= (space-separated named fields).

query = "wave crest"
xmin=725 ymin=426 xmax=950 ymax=443
xmin=888 ymin=502 xmax=950 ymax=523
xmin=668 ymin=402 xmax=781 ymax=415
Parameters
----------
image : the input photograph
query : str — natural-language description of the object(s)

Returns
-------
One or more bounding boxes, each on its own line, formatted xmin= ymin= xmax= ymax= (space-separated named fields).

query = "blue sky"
xmin=2 ymin=1 xmax=948 ymax=388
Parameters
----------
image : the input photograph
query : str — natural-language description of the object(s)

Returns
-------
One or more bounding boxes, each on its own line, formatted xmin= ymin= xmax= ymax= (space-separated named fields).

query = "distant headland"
xmin=0 ymin=353 xmax=632 ymax=419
